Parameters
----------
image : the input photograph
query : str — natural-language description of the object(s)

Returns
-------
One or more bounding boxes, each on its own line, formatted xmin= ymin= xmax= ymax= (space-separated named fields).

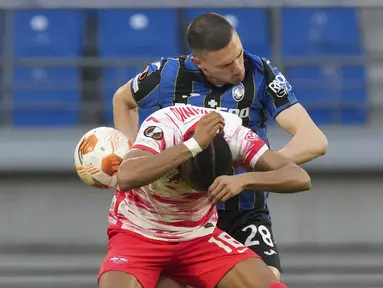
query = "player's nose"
xmin=232 ymin=62 xmax=243 ymax=76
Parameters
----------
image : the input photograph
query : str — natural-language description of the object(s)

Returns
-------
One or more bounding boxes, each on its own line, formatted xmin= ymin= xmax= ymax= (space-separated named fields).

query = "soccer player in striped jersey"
xmin=98 ymin=106 xmax=311 ymax=288
xmin=112 ymin=12 xmax=327 ymax=286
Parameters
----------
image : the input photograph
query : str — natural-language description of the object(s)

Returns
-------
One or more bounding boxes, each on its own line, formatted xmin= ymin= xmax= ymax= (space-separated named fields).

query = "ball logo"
xmin=144 ymin=126 xmax=164 ymax=140
xmin=232 ymin=83 xmax=245 ymax=102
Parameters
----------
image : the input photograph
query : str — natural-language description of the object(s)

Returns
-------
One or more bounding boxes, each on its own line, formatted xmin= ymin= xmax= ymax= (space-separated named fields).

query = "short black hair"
xmin=186 ymin=13 xmax=234 ymax=52
xmin=182 ymin=133 xmax=233 ymax=191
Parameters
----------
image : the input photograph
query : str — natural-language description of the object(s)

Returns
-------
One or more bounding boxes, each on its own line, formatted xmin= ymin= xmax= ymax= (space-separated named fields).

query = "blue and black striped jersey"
xmin=129 ymin=50 xmax=298 ymax=211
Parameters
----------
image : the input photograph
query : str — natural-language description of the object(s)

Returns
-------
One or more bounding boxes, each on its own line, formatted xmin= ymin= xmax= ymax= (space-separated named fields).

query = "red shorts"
xmin=98 ymin=227 xmax=260 ymax=288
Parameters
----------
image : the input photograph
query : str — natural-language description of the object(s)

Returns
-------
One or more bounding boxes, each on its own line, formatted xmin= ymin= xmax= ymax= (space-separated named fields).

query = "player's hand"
xmin=207 ymin=175 xmax=244 ymax=205
xmin=193 ymin=112 xmax=225 ymax=150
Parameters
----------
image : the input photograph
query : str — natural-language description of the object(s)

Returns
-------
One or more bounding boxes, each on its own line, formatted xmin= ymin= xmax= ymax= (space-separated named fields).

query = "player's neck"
xmin=206 ymin=75 xmax=225 ymax=87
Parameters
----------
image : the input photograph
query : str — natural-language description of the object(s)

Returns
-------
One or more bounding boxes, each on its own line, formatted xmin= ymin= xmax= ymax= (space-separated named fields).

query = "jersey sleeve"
xmin=130 ymin=115 xmax=178 ymax=154
xmin=228 ymin=125 xmax=269 ymax=168
xmin=261 ymin=58 xmax=298 ymax=119
xmin=130 ymin=59 xmax=165 ymax=109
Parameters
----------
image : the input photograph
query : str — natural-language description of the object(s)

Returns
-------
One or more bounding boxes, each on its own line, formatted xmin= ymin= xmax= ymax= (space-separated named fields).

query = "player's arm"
xmin=117 ymin=112 xmax=224 ymax=191
xmin=275 ymin=104 xmax=328 ymax=164
xmin=113 ymin=79 xmax=139 ymax=142
xmin=238 ymin=149 xmax=311 ymax=193
xmin=260 ymin=58 xmax=328 ymax=164
xmin=208 ymin=127 xmax=311 ymax=204
xmin=113 ymin=61 xmax=163 ymax=142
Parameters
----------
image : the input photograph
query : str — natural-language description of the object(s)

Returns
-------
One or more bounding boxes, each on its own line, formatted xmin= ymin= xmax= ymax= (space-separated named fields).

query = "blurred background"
xmin=0 ymin=0 xmax=382 ymax=287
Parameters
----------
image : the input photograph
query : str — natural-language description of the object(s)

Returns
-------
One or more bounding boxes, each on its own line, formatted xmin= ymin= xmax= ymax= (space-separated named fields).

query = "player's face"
xmin=192 ymin=32 xmax=245 ymax=85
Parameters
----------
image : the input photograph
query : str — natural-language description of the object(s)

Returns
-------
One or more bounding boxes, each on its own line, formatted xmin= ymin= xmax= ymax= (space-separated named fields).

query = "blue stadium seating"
xmin=98 ymin=9 xmax=179 ymax=58
xmin=285 ymin=65 xmax=367 ymax=125
xmin=12 ymin=67 xmax=80 ymax=126
xmin=12 ymin=10 xmax=84 ymax=126
xmin=102 ymin=66 xmax=159 ymax=125
xmin=103 ymin=66 xmax=140 ymax=124
xmin=0 ymin=11 xmax=4 ymax=57
xmin=282 ymin=8 xmax=363 ymax=57
xmin=14 ymin=10 xmax=84 ymax=58
xmin=282 ymin=8 xmax=367 ymax=125
xmin=184 ymin=9 xmax=271 ymax=57
xmin=98 ymin=9 xmax=179 ymax=124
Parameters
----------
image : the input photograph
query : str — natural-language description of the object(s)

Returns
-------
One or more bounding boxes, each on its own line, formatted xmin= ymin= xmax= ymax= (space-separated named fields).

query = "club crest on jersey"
xmin=144 ymin=126 xmax=164 ymax=140
xmin=232 ymin=83 xmax=245 ymax=102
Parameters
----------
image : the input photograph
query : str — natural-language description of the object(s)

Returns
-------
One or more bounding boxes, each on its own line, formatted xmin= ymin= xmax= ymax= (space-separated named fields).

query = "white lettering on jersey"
xmin=174 ymin=103 xmax=250 ymax=120
xmin=268 ymin=73 xmax=292 ymax=98
xmin=215 ymin=107 xmax=250 ymax=119
xmin=169 ymin=105 xmax=210 ymax=122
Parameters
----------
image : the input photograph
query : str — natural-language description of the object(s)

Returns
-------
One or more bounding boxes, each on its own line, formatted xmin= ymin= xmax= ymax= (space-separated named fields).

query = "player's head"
xmin=180 ymin=132 xmax=234 ymax=191
xmin=186 ymin=13 xmax=245 ymax=85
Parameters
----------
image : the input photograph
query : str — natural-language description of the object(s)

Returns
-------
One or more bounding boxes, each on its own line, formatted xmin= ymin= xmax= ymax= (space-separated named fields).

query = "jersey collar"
xmin=183 ymin=52 xmax=250 ymax=87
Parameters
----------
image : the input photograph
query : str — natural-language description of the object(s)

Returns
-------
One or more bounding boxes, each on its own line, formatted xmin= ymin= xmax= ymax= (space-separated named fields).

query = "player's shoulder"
xmin=141 ymin=107 xmax=171 ymax=124
xmin=218 ymin=110 xmax=243 ymax=137
xmin=243 ymin=51 xmax=266 ymax=72
xmin=132 ymin=56 xmax=179 ymax=83
xmin=148 ymin=56 xmax=187 ymax=83
xmin=244 ymin=51 xmax=281 ymax=75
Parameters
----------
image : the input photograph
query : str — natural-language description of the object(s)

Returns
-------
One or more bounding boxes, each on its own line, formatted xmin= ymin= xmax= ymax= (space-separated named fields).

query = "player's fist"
xmin=207 ymin=175 xmax=243 ymax=205
xmin=193 ymin=112 xmax=225 ymax=150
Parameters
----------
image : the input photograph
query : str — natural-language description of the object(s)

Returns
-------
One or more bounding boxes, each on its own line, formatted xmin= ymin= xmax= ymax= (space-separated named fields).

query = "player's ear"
xmin=191 ymin=56 xmax=202 ymax=68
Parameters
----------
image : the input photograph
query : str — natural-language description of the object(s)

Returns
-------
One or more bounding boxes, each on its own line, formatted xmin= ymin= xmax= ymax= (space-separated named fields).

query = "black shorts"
xmin=217 ymin=209 xmax=282 ymax=272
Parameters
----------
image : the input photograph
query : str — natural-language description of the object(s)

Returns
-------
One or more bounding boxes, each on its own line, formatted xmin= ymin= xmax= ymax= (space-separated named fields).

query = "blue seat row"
xmin=7 ymin=8 xmax=366 ymax=126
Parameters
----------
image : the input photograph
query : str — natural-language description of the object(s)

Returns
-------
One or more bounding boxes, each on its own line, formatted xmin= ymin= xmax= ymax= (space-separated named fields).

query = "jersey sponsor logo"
xmin=264 ymin=249 xmax=277 ymax=256
xmin=268 ymin=73 xmax=292 ymax=99
xmin=245 ymin=130 xmax=259 ymax=141
xmin=232 ymin=82 xmax=245 ymax=102
xmin=144 ymin=126 xmax=164 ymax=140
xmin=215 ymin=106 xmax=250 ymax=119
xmin=170 ymin=105 xmax=210 ymax=122
xmin=174 ymin=103 xmax=250 ymax=120
xmin=182 ymin=92 xmax=201 ymax=99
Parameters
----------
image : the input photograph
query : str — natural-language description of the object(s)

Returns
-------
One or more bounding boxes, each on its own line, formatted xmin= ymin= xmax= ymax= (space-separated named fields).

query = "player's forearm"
xmin=279 ymin=131 xmax=328 ymax=164
xmin=238 ymin=164 xmax=311 ymax=193
xmin=117 ymin=144 xmax=192 ymax=190
xmin=113 ymin=87 xmax=139 ymax=142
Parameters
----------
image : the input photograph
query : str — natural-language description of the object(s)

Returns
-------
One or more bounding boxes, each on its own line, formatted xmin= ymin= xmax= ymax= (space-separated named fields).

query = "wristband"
xmin=184 ymin=138 xmax=203 ymax=157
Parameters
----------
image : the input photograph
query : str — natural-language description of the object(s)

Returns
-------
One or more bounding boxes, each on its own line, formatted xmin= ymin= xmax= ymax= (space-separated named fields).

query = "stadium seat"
xmin=0 ymin=11 xmax=4 ymax=57
xmin=282 ymin=8 xmax=363 ymax=57
xmin=12 ymin=10 xmax=84 ymax=126
xmin=339 ymin=66 xmax=368 ymax=124
xmin=285 ymin=65 xmax=367 ymax=125
xmin=103 ymin=66 xmax=140 ymax=124
xmin=13 ymin=10 xmax=85 ymax=57
xmin=98 ymin=9 xmax=179 ymax=123
xmin=98 ymin=9 xmax=179 ymax=58
xmin=12 ymin=67 xmax=81 ymax=126
xmin=184 ymin=9 xmax=271 ymax=57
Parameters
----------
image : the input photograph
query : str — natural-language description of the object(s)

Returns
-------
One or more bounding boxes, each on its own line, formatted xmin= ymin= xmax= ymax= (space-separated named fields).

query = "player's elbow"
xmin=287 ymin=165 xmax=312 ymax=192
xmin=317 ymin=132 xmax=328 ymax=156
xmin=311 ymin=130 xmax=328 ymax=157
xmin=113 ymin=80 xmax=137 ymax=110
xmin=116 ymin=160 xmax=140 ymax=191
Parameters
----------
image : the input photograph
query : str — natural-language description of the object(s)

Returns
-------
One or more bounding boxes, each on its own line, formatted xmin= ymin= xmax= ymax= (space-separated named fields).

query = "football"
xmin=74 ymin=127 xmax=132 ymax=189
